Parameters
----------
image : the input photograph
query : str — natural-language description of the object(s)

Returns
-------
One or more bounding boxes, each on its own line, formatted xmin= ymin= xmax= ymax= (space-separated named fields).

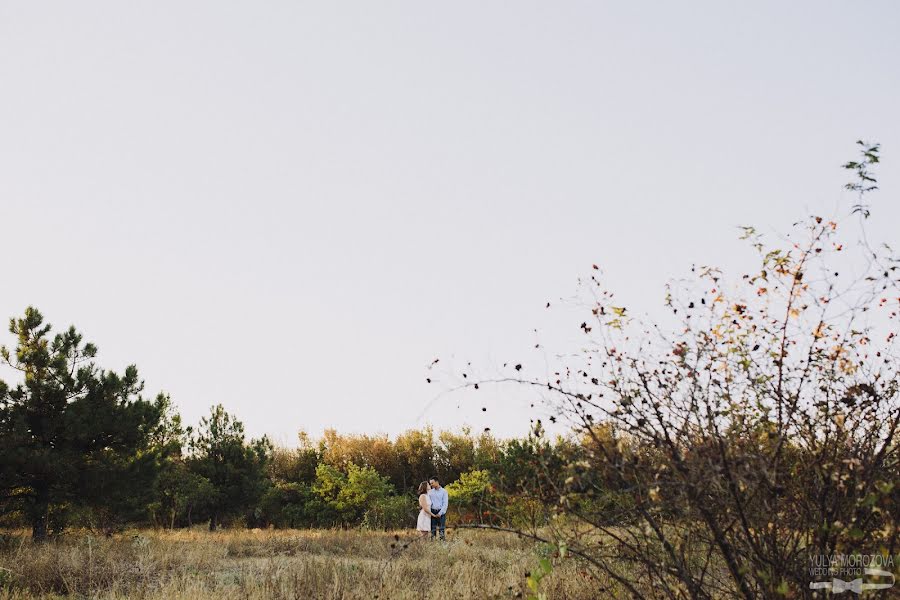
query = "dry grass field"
xmin=0 ymin=528 xmax=606 ymax=599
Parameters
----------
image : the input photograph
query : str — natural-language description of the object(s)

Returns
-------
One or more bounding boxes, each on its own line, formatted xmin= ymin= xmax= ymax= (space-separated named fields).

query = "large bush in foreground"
xmin=476 ymin=143 xmax=898 ymax=598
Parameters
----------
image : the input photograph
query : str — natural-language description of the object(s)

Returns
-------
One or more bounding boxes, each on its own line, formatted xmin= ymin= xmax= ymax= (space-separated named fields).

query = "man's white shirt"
xmin=427 ymin=486 xmax=449 ymax=516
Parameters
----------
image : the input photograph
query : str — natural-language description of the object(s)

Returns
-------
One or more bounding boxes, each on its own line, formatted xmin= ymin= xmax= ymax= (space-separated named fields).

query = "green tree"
xmin=188 ymin=405 xmax=270 ymax=531
xmin=434 ymin=428 xmax=476 ymax=484
xmin=258 ymin=481 xmax=317 ymax=528
xmin=312 ymin=462 xmax=393 ymax=526
xmin=339 ymin=462 xmax=393 ymax=513
xmin=393 ymin=427 xmax=436 ymax=492
xmin=446 ymin=468 xmax=494 ymax=524
xmin=0 ymin=308 xmax=164 ymax=541
xmin=268 ymin=432 xmax=319 ymax=486
xmin=311 ymin=463 xmax=348 ymax=525
xmin=150 ymin=460 xmax=215 ymax=528
xmin=446 ymin=468 xmax=492 ymax=505
xmin=146 ymin=394 xmax=190 ymax=528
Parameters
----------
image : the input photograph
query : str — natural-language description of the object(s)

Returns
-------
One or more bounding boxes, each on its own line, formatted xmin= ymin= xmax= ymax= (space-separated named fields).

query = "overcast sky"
xmin=1 ymin=2 xmax=898 ymax=445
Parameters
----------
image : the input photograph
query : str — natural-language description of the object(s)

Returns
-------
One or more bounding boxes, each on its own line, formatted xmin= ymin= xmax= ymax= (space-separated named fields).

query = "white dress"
xmin=416 ymin=493 xmax=432 ymax=531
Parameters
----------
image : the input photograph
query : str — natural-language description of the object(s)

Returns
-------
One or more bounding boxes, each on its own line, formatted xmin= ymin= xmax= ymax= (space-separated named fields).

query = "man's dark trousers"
xmin=430 ymin=512 xmax=446 ymax=540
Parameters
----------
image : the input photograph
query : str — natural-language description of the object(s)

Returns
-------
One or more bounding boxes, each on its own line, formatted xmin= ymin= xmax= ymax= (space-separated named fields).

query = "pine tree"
xmin=188 ymin=405 xmax=270 ymax=530
xmin=0 ymin=307 xmax=164 ymax=541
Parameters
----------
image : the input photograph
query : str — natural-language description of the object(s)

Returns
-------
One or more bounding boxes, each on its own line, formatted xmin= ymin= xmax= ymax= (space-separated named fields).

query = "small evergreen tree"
xmin=188 ymin=404 xmax=270 ymax=530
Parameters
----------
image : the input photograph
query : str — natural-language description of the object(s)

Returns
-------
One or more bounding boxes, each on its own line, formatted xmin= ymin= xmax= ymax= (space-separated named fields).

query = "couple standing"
xmin=416 ymin=477 xmax=448 ymax=540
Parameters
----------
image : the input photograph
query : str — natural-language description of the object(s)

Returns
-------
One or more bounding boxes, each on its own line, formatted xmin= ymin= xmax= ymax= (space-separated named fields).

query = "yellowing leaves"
xmin=839 ymin=357 xmax=858 ymax=375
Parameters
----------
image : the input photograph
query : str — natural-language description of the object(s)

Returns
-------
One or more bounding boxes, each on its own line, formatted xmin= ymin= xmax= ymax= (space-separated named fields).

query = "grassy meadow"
xmin=0 ymin=527 xmax=605 ymax=600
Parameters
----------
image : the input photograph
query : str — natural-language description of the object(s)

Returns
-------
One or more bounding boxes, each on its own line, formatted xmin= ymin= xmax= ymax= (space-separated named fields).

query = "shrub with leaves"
xmin=362 ymin=495 xmax=414 ymax=530
xmin=313 ymin=462 xmax=395 ymax=527
xmin=445 ymin=469 xmax=490 ymax=522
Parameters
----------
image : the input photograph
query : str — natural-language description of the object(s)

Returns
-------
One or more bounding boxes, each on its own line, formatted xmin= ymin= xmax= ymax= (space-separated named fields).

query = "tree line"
xmin=0 ymin=312 xmax=571 ymax=540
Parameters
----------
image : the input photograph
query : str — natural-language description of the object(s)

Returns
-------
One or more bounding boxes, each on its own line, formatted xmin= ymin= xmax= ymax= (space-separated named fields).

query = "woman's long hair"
xmin=417 ymin=481 xmax=429 ymax=495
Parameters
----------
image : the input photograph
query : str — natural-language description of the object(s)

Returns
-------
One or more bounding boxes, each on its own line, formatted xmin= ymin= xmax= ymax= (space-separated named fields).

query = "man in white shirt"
xmin=427 ymin=476 xmax=448 ymax=541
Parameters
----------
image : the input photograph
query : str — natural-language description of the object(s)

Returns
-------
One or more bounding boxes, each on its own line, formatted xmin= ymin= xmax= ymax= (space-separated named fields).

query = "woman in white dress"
xmin=416 ymin=481 xmax=432 ymax=537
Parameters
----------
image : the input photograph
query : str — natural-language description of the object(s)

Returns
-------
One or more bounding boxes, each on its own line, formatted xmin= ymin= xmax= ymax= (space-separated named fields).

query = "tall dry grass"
xmin=0 ymin=528 xmax=608 ymax=599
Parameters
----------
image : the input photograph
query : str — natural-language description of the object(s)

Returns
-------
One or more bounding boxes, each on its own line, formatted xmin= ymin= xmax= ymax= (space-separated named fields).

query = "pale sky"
xmin=1 ymin=2 xmax=898 ymax=445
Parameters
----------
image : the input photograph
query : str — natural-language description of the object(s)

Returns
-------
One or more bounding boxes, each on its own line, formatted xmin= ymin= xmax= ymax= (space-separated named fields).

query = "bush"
xmin=501 ymin=496 xmax=549 ymax=530
xmin=477 ymin=142 xmax=900 ymax=598
xmin=362 ymin=495 xmax=415 ymax=530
